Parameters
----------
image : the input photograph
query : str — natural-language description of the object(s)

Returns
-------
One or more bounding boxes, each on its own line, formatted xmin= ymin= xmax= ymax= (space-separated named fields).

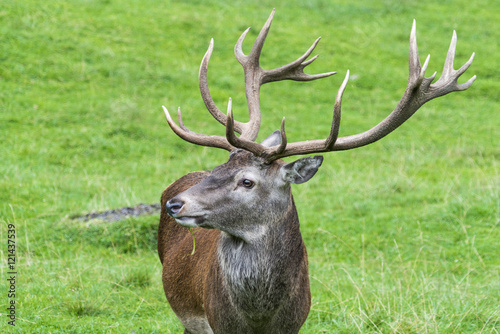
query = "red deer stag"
xmin=158 ymin=10 xmax=475 ymax=334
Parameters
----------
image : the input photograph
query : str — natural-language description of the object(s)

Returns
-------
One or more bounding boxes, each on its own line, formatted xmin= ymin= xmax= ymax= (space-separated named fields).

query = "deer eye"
xmin=241 ymin=179 xmax=255 ymax=189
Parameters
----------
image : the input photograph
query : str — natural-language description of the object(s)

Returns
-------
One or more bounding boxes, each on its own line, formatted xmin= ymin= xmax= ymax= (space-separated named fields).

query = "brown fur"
xmin=158 ymin=171 xmax=217 ymax=322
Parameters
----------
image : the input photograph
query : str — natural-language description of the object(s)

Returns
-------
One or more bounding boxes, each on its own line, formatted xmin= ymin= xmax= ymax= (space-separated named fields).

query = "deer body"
xmin=158 ymin=9 xmax=474 ymax=333
xmin=159 ymin=149 xmax=321 ymax=333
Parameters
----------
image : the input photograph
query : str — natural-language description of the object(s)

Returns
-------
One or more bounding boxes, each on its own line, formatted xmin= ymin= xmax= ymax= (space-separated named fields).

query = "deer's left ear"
xmin=260 ymin=130 xmax=282 ymax=147
xmin=281 ymin=155 xmax=324 ymax=184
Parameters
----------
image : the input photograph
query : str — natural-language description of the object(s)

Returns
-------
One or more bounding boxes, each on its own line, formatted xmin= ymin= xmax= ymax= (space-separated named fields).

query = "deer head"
xmin=166 ymin=146 xmax=323 ymax=242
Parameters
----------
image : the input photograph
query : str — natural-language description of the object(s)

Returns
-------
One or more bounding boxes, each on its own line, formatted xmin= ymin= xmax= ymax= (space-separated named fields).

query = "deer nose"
xmin=166 ymin=199 xmax=184 ymax=217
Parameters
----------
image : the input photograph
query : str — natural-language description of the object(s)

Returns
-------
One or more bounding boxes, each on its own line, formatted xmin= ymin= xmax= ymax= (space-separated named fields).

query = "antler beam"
xmin=329 ymin=20 xmax=475 ymax=151
xmin=164 ymin=9 xmax=337 ymax=152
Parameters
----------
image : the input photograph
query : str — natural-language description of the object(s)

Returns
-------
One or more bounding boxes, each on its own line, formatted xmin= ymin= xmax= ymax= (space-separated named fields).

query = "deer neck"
xmin=216 ymin=197 xmax=305 ymax=323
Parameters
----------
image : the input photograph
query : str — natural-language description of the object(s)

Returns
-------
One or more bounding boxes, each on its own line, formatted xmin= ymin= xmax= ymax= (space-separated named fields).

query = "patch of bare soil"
xmin=75 ymin=203 xmax=161 ymax=222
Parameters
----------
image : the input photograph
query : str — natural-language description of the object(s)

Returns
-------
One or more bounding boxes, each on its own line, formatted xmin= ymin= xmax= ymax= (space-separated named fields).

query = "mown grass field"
xmin=1 ymin=0 xmax=498 ymax=333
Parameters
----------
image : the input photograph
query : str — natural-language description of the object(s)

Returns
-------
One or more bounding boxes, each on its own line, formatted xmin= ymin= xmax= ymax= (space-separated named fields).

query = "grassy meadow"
xmin=1 ymin=0 xmax=499 ymax=332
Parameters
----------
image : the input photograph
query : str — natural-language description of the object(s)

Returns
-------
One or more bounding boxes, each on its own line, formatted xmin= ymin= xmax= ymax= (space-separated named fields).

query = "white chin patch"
xmin=175 ymin=217 xmax=199 ymax=228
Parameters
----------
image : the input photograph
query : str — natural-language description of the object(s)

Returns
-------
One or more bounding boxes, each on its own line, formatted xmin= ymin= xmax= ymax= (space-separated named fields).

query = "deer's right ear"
xmin=281 ymin=155 xmax=324 ymax=184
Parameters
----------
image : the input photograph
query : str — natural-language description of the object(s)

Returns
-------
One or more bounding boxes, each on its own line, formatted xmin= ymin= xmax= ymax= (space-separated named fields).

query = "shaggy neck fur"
xmin=217 ymin=200 xmax=304 ymax=327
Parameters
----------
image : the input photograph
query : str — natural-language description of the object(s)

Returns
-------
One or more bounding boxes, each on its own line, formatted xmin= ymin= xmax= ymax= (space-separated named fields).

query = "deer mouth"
xmin=175 ymin=216 xmax=206 ymax=228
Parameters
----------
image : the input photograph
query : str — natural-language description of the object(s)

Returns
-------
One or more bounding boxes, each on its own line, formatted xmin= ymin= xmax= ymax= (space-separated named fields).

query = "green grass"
xmin=1 ymin=0 xmax=498 ymax=332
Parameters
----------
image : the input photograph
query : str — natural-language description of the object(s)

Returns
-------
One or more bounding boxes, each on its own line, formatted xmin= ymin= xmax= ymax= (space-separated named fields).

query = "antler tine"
xmin=325 ymin=69 xmax=349 ymax=149
xmin=175 ymin=107 xmax=190 ymax=132
xmin=263 ymin=37 xmax=337 ymax=83
xmin=443 ymin=30 xmax=458 ymax=77
xmin=225 ymin=98 xmax=267 ymax=155
xmin=199 ymin=39 xmax=245 ymax=134
xmin=408 ymin=20 xmax=422 ymax=83
xmin=276 ymin=117 xmax=287 ymax=155
xmin=234 ymin=27 xmax=251 ymax=63
xmin=235 ymin=10 xmax=275 ymax=67
xmin=456 ymin=54 xmax=476 ymax=91
xmin=162 ymin=106 xmax=233 ymax=151
xmin=248 ymin=9 xmax=275 ymax=63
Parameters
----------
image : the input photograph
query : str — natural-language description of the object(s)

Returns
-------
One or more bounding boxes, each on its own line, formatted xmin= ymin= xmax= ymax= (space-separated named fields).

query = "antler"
xmin=234 ymin=9 xmax=336 ymax=140
xmin=328 ymin=20 xmax=476 ymax=151
xmin=164 ymin=13 xmax=476 ymax=163
xmin=224 ymin=19 xmax=476 ymax=161
xmin=164 ymin=9 xmax=335 ymax=151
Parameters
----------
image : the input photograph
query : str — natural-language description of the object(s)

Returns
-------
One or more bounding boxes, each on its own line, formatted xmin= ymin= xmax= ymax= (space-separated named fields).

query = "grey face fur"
xmin=166 ymin=131 xmax=323 ymax=243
